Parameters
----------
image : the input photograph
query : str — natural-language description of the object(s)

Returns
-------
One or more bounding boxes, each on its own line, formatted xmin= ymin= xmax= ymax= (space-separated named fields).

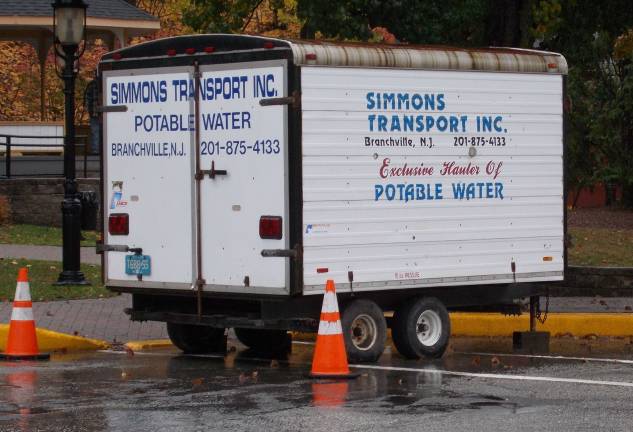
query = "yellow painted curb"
xmin=125 ymin=339 xmax=173 ymax=351
xmin=294 ymin=313 xmax=633 ymax=341
xmin=0 ymin=324 xmax=110 ymax=353
xmin=451 ymin=312 xmax=633 ymax=337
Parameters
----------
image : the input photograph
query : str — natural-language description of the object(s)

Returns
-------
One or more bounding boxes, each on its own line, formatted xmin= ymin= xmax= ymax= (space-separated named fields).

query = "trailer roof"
xmin=103 ymin=34 xmax=568 ymax=75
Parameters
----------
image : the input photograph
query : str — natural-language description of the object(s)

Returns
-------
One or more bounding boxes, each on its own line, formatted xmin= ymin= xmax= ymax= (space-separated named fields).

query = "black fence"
xmin=0 ymin=134 xmax=99 ymax=179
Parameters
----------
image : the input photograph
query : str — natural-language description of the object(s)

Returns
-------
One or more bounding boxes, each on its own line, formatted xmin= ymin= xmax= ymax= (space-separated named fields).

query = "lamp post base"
xmin=55 ymin=270 xmax=90 ymax=286
xmin=57 ymin=188 xmax=90 ymax=286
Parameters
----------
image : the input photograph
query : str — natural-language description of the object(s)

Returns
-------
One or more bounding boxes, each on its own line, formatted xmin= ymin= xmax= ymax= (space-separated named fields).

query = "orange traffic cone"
xmin=308 ymin=280 xmax=358 ymax=379
xmin=0 ymin=268 xmax=49 ymax=360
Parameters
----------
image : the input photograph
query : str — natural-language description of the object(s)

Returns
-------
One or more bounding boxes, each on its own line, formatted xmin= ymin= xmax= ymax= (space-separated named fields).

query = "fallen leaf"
xmin=471 ymin=356 xmax=481 ymax=367
xmin=491 ymin=356 xmax=501 ymax=367
xmin=191 ymin=377 xmax=204 ymax=387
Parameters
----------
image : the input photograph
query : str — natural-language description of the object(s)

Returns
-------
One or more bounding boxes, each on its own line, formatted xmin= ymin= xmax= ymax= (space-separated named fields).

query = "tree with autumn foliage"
xmin=0 ymin=0 xmax=191 ymax=124
xmin=182 ymin=0 xmax=633 ymax=207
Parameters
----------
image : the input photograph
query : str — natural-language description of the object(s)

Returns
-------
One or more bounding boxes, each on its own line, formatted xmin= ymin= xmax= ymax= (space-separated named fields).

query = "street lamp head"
xmin=52 ymin=0 xmax=87 ymax=47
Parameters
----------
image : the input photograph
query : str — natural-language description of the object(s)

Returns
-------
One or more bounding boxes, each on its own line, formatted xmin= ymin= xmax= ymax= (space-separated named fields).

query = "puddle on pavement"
xmin=5 ymin=335 xmax=623 ymax=425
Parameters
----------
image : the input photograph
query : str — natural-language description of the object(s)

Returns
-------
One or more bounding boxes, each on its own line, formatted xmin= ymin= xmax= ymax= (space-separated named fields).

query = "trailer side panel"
xmin=301 ymin=66 xmax=564 ymax=294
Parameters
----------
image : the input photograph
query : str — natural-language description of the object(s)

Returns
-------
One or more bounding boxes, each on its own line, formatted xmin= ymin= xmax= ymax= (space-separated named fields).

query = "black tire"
xmin=392 ymin=297 xmax=450 ymax=359
xmin=234 ymin=328 xmax=291 ymax=354
xmin=341 ymin=299 xmax=387 ymax=363
xmin=167 ymin=322 xmax=226 ymax=354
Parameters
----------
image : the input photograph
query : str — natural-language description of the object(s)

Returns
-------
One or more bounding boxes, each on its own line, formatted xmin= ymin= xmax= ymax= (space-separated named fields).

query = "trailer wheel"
xmin=166 ymin=322 xmax=226 ymax=354
xmin=392 ymin=297 xmax=450 ymax=359
xmin=234 ymin=328 xmax=291 ymax=354
xmin=341 ymin=299 xmax=387 ymax=363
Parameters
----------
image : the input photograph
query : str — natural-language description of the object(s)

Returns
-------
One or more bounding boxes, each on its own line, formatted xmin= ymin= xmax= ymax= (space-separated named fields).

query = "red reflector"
xmin=109 ymin=213 xmax=129 ymax=235
xmin=547 ymin=62 xmax=557 ymax=69
xmin=263 ymin=42 xmax=274 ymax=49
xmin=305 ymin=53 xmax=317 ymax=60
xmin=112 ymin=52 xmax=122 ymax=60
xmin=259 ymin=216 xmax=282 ymax=239
xmin=316 ymin=268 xmax=329 ymax=274
xmin=185 ymin=47 xmax=196 ymax=55
xmin=167 ymin=49 xmax=177 ymax=56
xmin=204 ymin=46 xmax=215 ymax=53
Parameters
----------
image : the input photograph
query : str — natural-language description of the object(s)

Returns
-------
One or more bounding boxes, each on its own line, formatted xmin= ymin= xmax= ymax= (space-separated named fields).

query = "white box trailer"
xmin=98 ymin=35 xmax=567 ymax=361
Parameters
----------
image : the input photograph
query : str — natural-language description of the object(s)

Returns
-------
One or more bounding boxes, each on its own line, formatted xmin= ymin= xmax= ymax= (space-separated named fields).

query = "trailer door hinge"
xmin=96 ymin=244 xmax=142 ymax=254
xmin=261 ymin=248 xmax=297 ymax=258
xmin=259 ymin=90 xmax=300 ymax=109
xmin=97 ymin=105 xmax=127 ymax=113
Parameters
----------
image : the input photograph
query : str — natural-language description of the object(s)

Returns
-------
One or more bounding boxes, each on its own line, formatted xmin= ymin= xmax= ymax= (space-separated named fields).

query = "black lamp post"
xmin=53 ymin=0 xmax=89 ymax=285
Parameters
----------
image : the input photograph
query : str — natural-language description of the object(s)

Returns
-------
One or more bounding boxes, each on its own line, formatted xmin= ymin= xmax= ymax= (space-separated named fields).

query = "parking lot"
xmin=2 ymin=337 xmax=633 ymax=432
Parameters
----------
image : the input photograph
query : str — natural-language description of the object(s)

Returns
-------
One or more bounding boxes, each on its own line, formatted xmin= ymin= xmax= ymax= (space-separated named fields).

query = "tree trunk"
xmin=487 ymin=0 xmax=533 ymax=47
xmin=622 ymin=183 xmax=633 ymax=208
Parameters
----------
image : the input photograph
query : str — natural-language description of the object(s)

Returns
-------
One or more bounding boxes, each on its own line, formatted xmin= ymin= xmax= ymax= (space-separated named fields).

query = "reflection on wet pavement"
xmin=1 ymin=338 xmax=633 ymax=431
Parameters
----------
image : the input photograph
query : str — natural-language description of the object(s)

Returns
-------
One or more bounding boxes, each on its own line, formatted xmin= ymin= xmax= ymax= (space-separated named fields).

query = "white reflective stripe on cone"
xmin=321 ymin=292 xmax=339 ymax=313
xmin=14 ymin=282 xmax=32 ymax=301
xmin=318 ymin=319 xmax=343 ymax=336
xmin=11 ymin=307 xmax=34 ymax=322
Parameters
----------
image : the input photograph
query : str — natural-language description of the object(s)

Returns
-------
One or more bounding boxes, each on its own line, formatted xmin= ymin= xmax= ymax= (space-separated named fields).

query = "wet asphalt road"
xmin=2 ymin=339 xmax=633 ymax=432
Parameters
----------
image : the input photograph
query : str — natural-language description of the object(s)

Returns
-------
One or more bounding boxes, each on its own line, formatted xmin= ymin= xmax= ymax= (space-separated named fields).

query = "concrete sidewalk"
xmin=0 ymin=243 xmax=163 ymax=342
xmin=1 ymin=243 xmax=633 ymax=344
xmin=0 ymin=244 xmax=100 ymax=265
xmin=1 ymin=295 xmax=632 ymax=345
xmin=0 ymin=293 xmax=166 ymax=343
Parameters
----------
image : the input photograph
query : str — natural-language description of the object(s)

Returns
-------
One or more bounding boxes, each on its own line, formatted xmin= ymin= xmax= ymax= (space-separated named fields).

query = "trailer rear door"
xmin=197 ymin=61 xmax=289 ymax=294
xmin=103 ymin=67 xmax=195 ymax=288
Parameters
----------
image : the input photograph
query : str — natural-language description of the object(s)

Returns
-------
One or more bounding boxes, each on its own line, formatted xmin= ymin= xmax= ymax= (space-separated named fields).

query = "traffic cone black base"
xmin=0 ymin=353 xmax=50 ymax=361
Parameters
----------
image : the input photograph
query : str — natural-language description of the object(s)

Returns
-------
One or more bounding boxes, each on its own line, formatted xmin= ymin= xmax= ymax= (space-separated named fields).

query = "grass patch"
xmin=0 ymin=259 xmax=113 ymax=302
xmin=568 ymin=227 xmax=633 ymax=267
xmin=0 ymin=224 xmax=97 ymax=247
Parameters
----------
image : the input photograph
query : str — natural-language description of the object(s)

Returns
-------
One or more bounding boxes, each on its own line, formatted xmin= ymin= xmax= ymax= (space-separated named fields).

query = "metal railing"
xmin=0 ymin=133 xmax=96 ymax=179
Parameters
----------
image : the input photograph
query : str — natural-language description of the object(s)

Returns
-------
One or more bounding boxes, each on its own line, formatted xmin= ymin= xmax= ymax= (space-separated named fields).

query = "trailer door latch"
xmin=259 ymin=90 xmax=301 ymax=109
xmin=196 ymin=160 xmax=227 ymax=180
